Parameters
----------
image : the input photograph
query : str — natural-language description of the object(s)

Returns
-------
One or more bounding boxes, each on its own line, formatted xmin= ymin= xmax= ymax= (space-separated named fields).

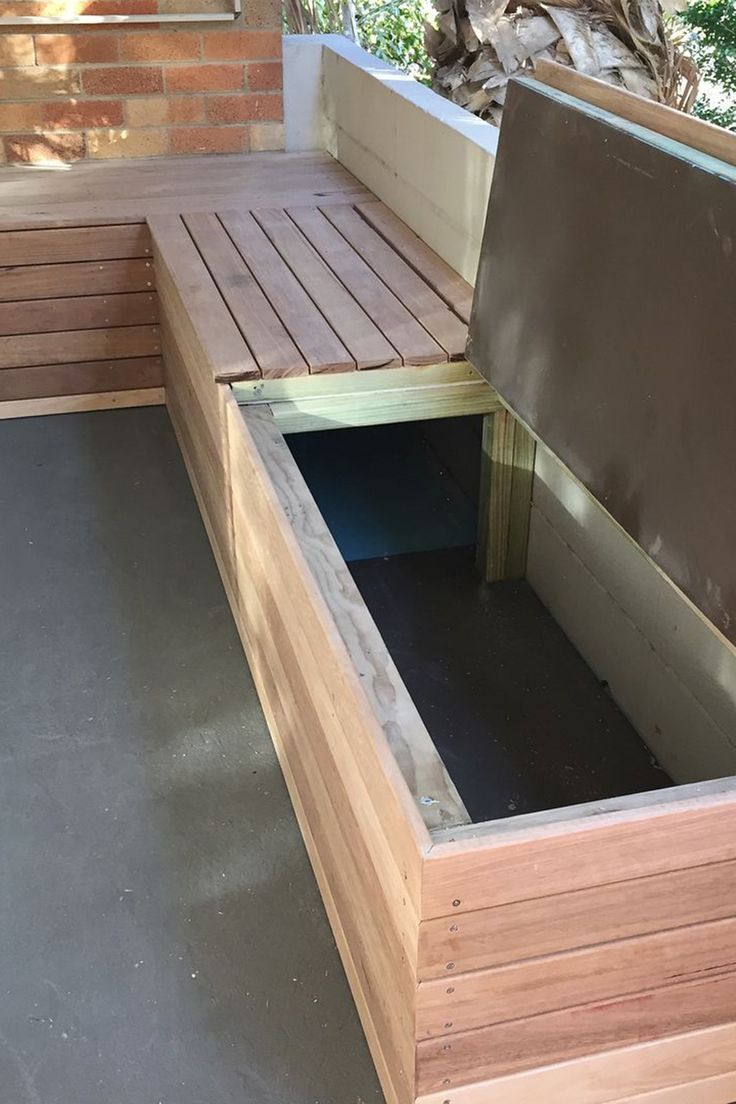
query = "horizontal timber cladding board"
xmin=240 ymin=404 xmax=469 ymax=835
xmin=0 ymin=358 xmax=163 ymax=402
xmin=415 ymin=969 xmax=736 ymax=1094
xmin=0 ymin=292 xmax=159 ymax=337
xmin=0 ymin=259 xmax=155 ymax=302
xmin=416 ymin=913 xmax=736 ymax=1038
xmin=417 ymin=857 xmax=736 ymax=978
xmin=0 ymin=389 xmax=164 ymax=421
xmin=0 ymin=224 xmax=151 ymax=268
xmin=414 ymin=1021 xmax=736 ymax=1104
xmin=422 ymin=792 xmax=736 ymax=916
xmin=0 ymin=326 xmax=160 ymax=370
xmin=150 ymin=214 xmax=260 ymax=383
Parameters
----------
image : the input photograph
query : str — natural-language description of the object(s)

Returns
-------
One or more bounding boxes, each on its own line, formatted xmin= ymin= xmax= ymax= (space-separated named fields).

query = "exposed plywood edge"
xmin=533 ymin=62 xmax=736 ymax=169
xmin=0 ymin=388 xmax=164 ymax=420
xmin=415 ymin=1021 xmax=736 ymax=1104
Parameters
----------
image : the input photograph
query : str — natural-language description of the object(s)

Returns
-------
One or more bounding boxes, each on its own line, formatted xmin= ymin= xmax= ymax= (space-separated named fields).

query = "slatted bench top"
xmin=151 ymin=201 xmax=473 ymax=383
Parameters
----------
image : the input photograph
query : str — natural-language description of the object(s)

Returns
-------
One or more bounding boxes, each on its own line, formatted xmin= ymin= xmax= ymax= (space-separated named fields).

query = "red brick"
xmin=4 ymin=131 xmax=86 ymax=164
xmin=207 ymin=92 xmax=282 ymax=124
xmin=43 ymin=99 xmax=123 ymax=129
xmin=0 ymin=67 xmax=81 ymax=100
xmin=247 ymin=60 xmax=282 ymax=92
xmin=165 ymin=63 xmax=243 ymax=93
xmin=202 ymin=29 xmax=281 ymax=61
xmin=82 ymin=66 xmax=163 ymax=96
xmin=170 ymin=124 xmax=247 ymax=156
xmin=84 ymin=0 xmax=157 ymax=12
xmin=126 ymin=94 xmax=205 ymax=126
xmin=35 ymin=33 xmax=119 ymax=65
xmin=0 ymin=103 xmax=42 ymax=131
xmin=0 ymin=34 xmax=34 ymax=67
xmin=119 ymin=31 xmax=201 ymax=62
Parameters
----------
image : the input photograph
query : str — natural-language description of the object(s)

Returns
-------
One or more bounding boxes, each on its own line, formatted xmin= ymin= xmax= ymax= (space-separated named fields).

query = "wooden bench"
xmin=150 ymin=88 xmax=736 ymax=1104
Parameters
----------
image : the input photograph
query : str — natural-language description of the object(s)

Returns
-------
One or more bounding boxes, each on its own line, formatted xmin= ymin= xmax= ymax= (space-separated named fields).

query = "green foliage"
xmin=355 ymin=1 xmax=433 ymax=82
xmin=678 ymin=0 xmax=736 ymax=130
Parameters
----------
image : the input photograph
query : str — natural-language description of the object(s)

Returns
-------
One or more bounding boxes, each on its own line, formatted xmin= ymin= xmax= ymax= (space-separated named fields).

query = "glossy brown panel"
xmin=468 ymin=78 xmax=736 ymax=644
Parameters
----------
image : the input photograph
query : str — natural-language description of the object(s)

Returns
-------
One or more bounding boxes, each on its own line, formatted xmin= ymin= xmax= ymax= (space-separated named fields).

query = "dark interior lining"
xmin=287 ymin=420 xmax=673 ymax=824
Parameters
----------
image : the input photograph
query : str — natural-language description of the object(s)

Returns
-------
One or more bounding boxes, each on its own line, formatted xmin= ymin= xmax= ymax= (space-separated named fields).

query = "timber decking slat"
xmin=183 ymin=212 xmax=307 ymax=379
xmin=286 ymin=205 xmax=448 ymax=367
xmin=0 ymin=325 xmax=160 ymax=370
xmin=320 ymin=203 xmax=469 ymax=358
xmin=0 ymin=223 xmax=151 ymax=267
xmin=0 ymin=292 xmax=158 ymax=337
xmin=219 ymin=210 xmax=354 ymax=376
xmin=0 ymin=356 xmax=163 ymax=401
xmin=251 ymin=208 xmax=399 ymax=371
xmin=0 ymin=258 xmax=155 ymax=303
xmin=356 ymin=200 xmax=475 ymax=323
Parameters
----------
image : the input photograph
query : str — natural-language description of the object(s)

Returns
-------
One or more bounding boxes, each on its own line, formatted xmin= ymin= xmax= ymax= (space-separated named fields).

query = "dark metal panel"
xmin=468 ymin=78 xmax=736 ymax=645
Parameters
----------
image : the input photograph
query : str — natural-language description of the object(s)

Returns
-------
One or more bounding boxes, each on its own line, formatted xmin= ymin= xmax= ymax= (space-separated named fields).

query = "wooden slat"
xmin=0 ymin=292 xmax=158 ymax=337
xmin=149 ymin=214 xmax=259 ymax=382
xmin=356 ymin=200 xmax=474 ymax=323
xmin=476 ymin=408 xmax=536 ymax=581
xmin=418 ymin=856 xmax=736 ymax=979
xmin=0 ymin=326 xmax=160 ymax=370
xmin=233 ymin=360 xmax=486 ymax=403
xmin=422 ymin=791 xmax=736 ymax=917
xmin=183 ymin=212 xmax=307 ymax=379
xmin=219 ymin=210 xmax=354 ymax=376
xmin=0 ymin=357 xmax=163 ymax=402
xmin=320 ymin=203 xmax=468 ymax=358
xmin=0 ymin=223 xmax=151 ymax=267
xmin=0 ymin=258 xmax=154 ymax=303
xmin=286 ymin=205 xmax=447 ymax=366
xmin=415 ymin=970 xmax=736 ymax=1094
xmin=535 ymin=60 xmax=736 ymax=170
xmin=0 ymin=388 xmax=164 ymax=420
xmin=417 ymin=914 xmax=736 ymax=1039
xmin=415 ymin=1021 xmax=736 ymax=1104
xmin=252 ymin=208 xmax=399 ymax=370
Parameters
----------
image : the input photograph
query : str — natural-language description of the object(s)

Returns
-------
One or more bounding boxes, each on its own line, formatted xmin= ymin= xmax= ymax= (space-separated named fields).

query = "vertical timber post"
xmin=476 ymin=408 xmax=536 ymax=581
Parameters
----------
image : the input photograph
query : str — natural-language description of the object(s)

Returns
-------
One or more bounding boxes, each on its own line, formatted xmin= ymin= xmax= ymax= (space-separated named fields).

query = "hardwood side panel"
xmin=415 ymin=1021 xmax=736 ymax=1104
xmin=415 ymin=970 xmax=736 ymax=1094
xmin=0 ymin=326 xmax=160 ymax=370
xmin=0 ymin=357 xmax=163 ymax=401
xmin=0 ymin=292 xmax=159 ymax=337
xmin=0 ymin=258 xmax=155 ymax=302
xmin=0 ymin=223 xmax=151 ymax=267
xmin=417 ymin=857 xmax=736 ymax=978
xmin=416 ymin=914 xmax=736 ymax=1038
xmin=422 ymin=792 xmax=736 ymax=916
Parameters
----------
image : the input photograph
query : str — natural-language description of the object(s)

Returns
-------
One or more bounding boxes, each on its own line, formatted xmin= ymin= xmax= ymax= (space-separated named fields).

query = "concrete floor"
xmin=0 ymin=408 xmax=382 ymax=1104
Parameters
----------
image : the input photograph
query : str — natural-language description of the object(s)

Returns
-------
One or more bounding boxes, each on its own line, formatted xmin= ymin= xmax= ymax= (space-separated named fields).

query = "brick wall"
xmin=0 ymin=0 xmax=283 ymax=164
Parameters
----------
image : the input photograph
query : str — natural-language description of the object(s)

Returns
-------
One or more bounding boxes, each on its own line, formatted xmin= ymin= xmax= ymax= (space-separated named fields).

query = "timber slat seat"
xmin=152 ymin=202 xmax=472 ymax=383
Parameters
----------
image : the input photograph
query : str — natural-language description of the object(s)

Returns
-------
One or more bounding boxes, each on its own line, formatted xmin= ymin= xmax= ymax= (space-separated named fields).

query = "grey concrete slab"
xmin=0 ymin=408 xmax=382 ymax=1104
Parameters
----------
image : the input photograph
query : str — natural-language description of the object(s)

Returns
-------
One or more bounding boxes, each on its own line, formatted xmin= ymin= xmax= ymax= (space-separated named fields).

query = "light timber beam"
xmin=476 ymin=407 xmax=536 ymax=582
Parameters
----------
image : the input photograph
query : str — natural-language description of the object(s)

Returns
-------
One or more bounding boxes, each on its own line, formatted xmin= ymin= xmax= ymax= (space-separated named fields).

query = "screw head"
xmin=445 ymin=962 xmax=455 ymax=970
xmin=452 ymin=899 xmax=461 ymax=907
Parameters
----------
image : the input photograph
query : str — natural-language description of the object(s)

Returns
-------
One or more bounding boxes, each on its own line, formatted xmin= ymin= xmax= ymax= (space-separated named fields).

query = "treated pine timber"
xmin=232 ymin=361 xmax=487 ymax=403
xmin=0 ymin=388 xmax=164 ymax=419
xmin=535 ymin=60 xmax=736 ymax=169
xmin=417 ymin=855 xmax=736 ymax=978
xmin=414 ymin=1021 xmax=736 ymax=1104
xmin=0 ymin=258 xmax=155 ymax=302
xmin=0 ymin=326 xmax=160 ymax=370
xmin=0 ymin=357 xmax=163 ymax=402
xmin=476 ymin=407 xmax=536 ymax=581
xmin=415 ymin=969 xmax=736 ymax=1093
xmin=0 ymin=223 xmax=151 ymax=266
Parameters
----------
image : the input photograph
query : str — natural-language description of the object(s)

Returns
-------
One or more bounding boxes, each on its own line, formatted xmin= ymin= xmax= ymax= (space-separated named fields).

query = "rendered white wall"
xmin=282 ymin=35 xmax=736 ymax=782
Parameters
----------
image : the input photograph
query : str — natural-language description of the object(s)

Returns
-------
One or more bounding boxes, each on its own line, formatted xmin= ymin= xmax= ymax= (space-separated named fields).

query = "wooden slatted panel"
xmin=219 ymin=210 xmax=353 ymax=377
xmin=286 ymin=206 xmax=447 ymax=367
xmin=251 ymin=208 xmax=399 ymax=371
xmin=0 ymin=326 xmax=160 ymax=370
xmin=150 ymin=214 xmax=260 ymax=382
xmin=321 ymin=204 xmax=468 ymax=358
xmin=0 ymin=258 xmax=155 ymax=303
xmin=415 ymin=970 xmax=736 ymax=1094
xmin=417 ymin=856 xmax=736 ymax=979
xmin=0 ymin=223 xmax=151 ymax=267
xmin=356 ymin=200 xmax=474 ymax=323
xmin=183 ymin=212 xmax=307 ymax=379
xmin=0 ymin=357 xmax=163 ymax=401
xmin=0 ymin=292 xmax=158 ymax=337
